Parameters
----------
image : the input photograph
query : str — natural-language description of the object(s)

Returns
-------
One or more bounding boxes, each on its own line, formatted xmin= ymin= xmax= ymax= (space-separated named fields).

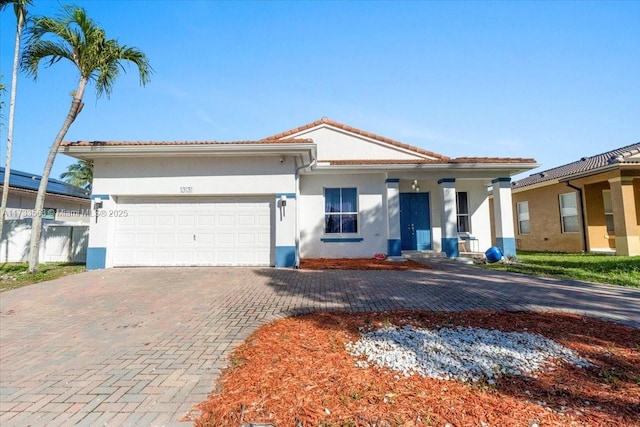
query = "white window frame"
xmin=559 ymin=192 xmax=579 ymax=233
xmin=517 ymin=201 xmax=530 ymax=235
xmin=602 ymin=189 xmax=614 ymax=234
xmin=323 ymin=187 xmax=359 ymax=234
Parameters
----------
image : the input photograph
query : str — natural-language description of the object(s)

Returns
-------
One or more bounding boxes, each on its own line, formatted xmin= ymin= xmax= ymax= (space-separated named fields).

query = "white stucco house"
xmin=61 ymin=118 xmax=538 ymax=270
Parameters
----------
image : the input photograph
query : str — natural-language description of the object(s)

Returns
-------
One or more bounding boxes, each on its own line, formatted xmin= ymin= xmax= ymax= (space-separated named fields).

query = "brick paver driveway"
xmin=1 ymin=263 xmax=639 ymax=426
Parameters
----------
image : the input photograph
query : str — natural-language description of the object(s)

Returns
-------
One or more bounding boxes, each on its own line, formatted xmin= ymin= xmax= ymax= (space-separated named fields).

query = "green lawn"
xmin=482 ymin=252 xmax=640 ymax=288
xmin=0 ymin=263 xmax=85 ymax=292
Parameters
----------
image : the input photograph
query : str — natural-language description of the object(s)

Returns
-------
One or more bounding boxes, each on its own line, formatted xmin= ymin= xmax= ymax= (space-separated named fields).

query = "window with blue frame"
xmin=324 ymin=188 xmax=358 ymax=233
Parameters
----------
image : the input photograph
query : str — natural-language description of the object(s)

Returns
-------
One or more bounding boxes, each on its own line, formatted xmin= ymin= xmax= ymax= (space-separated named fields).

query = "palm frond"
xmin=22 ymin=5 xmax=152 ymax=99
xmin=21 ymin=39 xmax=74 ymax=79
xmin=60 ymin=160 xmax=93 ymax=191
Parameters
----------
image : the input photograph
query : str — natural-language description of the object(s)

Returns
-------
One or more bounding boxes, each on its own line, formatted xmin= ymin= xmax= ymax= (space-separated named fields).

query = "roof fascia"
xmin=311 ymin=162 xmax=538 ymax=176
xmin=62 ymin=143 xmax=317 ymax=164
xmin=557 ymin=164 xmax=639 ymax=182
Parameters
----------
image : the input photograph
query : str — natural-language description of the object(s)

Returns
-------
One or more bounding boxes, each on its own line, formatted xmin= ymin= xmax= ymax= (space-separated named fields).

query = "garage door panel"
xmin=177 ymin=215 xmax=195 ymax=226
xmin=217 ymin=215 xmax=235 ymax=226
xmin=156 ymin=233 xmax=174 ymax=245
xmin=176 ymin=233 xmax=194 ymax=244
xmin=198 ymin=233 xmax=214 ymax=244
xmin=157 ymin=215 xmax=175 ymax=226
xmin=134 ymin=251 xmax=153 ymax=263
xmin=216 ymin=233 xmax=234 ymax=244
xmin=237 ymin=233 xmax=255 ymax=244
xmin=256 ymin=233 xmax=271 ymax=245
xmin=198 ymin=215 xmax=215 ymax=226
xmin=113 ymin=197 xmax=272 ymax=267
xmin=216 ymin=252 xmax=234 ymax=264
xmin=156 ymin=251 xmax=174 ymax=264
xmin=136 ymin=234 xmax=155 ymax=245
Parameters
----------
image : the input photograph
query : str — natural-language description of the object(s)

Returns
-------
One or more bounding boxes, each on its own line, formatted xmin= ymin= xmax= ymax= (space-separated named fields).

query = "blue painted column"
xmin=438 ymin=178 xmax=459 ymax=258
xmin=274 ymin=193 xmax=297 ymax=267
xmin=492 ymin=177 xmax=516 ymax=258
xmin=385 ymin=179 xmax=401 ymax=256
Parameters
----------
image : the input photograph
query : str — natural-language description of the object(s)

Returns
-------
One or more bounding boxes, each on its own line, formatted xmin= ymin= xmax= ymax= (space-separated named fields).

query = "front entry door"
xmin=400 ymin=192 xmax=431 ymax=250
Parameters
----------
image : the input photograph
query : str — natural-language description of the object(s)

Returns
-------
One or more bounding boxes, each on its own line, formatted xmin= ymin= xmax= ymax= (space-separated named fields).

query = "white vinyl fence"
xmin=1 ymin=219 xmax=89 ymax=263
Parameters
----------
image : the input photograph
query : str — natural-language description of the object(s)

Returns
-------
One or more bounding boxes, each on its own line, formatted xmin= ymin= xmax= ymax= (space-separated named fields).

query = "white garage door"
xmin=113 ymin=197 xmax=273 ymax=266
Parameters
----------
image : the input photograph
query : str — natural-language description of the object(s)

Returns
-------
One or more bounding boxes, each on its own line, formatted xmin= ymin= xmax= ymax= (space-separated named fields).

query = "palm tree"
xmin=60 ymin=160 xmax=93 ymax=191
xmin=0 ymin=0 xmax=31 ymax=243
xmin=22 ymin=5 xmax=151 ymax=272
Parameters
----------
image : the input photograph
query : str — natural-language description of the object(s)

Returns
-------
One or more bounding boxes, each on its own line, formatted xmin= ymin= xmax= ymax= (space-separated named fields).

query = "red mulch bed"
xmin=193 ymin=311 xmax=640 ymax=427
xmin=300 ymin=258 xmax=430 ymax=270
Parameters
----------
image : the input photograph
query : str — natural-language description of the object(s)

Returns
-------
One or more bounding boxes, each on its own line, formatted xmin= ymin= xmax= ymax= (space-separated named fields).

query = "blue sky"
xmin=1 ymin=0 xmax=639 ymax=182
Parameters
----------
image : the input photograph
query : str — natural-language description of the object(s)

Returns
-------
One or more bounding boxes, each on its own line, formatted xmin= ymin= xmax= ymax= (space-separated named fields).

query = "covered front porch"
xmin=384 ymin=175 xmax=516 ymax=259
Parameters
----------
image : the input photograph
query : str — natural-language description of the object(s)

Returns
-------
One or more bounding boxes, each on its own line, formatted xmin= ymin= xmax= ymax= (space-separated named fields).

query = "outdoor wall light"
xmin=93 ymin=197 xmax=103 ymax=223
xmin=279 ymin=194 xmax=287 ymax=207
xmin=411 ymin=179 xmax=420 ymax=192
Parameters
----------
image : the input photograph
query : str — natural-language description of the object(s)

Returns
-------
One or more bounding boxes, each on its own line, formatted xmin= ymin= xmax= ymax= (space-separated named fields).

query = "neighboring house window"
xmin=603 ymin=190 xmax=614 ymax=234
xmin=324 ymin=188 xmax=358 ymax=233
xmin=456 ymin=192 xmax=470 ymax=233
xmin=559 ymin=192 xmax=579 ymax=233
xmin=517 ymin=201 xmax=530 ymax=234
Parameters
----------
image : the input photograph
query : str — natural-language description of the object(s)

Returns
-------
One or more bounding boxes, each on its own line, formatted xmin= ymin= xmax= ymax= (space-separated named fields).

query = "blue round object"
xmin=485 ymin=246 xmax=504 ymax=263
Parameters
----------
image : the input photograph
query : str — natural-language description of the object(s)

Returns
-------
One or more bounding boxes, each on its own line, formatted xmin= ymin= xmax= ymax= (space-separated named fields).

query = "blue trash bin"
xmin=485 ymin=246 xmax=503 ymax=263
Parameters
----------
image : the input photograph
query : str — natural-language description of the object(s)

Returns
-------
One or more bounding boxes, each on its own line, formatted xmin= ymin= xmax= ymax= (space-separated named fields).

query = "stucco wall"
xmin=299 ymin=173 xmax=387 ymax=258
xmin=293 ymin=127 xmax=427 ymax=161
xmin=512 ymin=183 xmax=583 ymax=253
xmin=583 ymin=181 xmax=614 ymax=251
xmin=93 ymin=156 xmax=297 ymax=196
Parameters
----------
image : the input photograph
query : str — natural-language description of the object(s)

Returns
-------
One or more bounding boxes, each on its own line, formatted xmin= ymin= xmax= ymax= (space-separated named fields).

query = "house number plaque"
xmin=180 ymin=186 xmax=193 ymax=194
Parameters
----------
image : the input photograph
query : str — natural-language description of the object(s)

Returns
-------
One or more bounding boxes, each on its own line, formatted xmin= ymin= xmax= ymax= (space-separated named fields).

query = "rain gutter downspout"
xmin=294 ymin=153 xmax=317 ymax=268
xmin=566 ymin=181 xmax=588 ymax=252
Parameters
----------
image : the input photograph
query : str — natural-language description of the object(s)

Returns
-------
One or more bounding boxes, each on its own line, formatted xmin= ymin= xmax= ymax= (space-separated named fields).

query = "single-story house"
xmin=0 ymin=167 xmax=91 ymax=262
xmin=61 ymin=118 xmax=538 ymax=269
xmin=510 ymin=142 xmax=640 ymax=256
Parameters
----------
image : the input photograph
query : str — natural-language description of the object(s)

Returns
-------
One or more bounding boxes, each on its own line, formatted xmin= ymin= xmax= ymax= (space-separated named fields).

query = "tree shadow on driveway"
xmin=254 ymin=262 xmax=640 ymax=328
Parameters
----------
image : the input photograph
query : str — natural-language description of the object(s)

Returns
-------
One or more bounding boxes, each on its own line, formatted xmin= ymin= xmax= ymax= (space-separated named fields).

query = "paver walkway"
xmin=1 ymin=262 xmax=639 ymax=426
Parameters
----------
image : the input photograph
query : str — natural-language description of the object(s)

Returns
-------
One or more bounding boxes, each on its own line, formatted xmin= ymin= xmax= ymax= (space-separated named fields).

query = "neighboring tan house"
xmin=510 ymin=143 xmax=640 ymax=256
xmin=60 ymin=118 xmax=538 ymax=270
xmin=0 ymin=167 xmax=91 ymax=263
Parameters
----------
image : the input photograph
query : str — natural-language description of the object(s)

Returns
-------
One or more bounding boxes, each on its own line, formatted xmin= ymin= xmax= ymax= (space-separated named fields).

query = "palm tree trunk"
xmin=0 ymin=11 xmax=24 ymax=245
xmin=27 ymin=78 xmax=86 ymax=273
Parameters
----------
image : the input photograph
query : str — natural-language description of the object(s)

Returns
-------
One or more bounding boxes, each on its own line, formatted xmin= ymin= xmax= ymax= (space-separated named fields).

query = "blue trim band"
xmin=90 ymin=194 xmax=109 ymax=200
xmin=275 ymin=193 xmax=296 ymax=199
xmin=385 ymin=178 xmax=400 ymax=183
xmin=387 ymin=239 xmax=401 ymax=256
xmin=496 ymin=237 xmax=516 ymax=258
xmin=320 ymin=237 xmax=364 ymax=243
xmin=437 ymin=178 xmax=455 ymax=184
xmin=275 ymin=246 xmax=296 ymax=267
xmin=86 ymin=247 xmax=106 ymax=270
xmin=491 ymin=177 xmax=511 ymax=184
xmin=442 ymin=237 xmax=459 ymax=258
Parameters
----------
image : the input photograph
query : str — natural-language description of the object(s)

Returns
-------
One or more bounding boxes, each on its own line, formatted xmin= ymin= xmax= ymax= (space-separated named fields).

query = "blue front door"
xmin=400 ymin=192 xmax=431 ymax=250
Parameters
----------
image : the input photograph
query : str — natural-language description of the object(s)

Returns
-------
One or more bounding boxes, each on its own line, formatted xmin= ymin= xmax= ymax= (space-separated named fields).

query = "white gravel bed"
xmin=345 ymin=324 xmax=595 ymax=383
